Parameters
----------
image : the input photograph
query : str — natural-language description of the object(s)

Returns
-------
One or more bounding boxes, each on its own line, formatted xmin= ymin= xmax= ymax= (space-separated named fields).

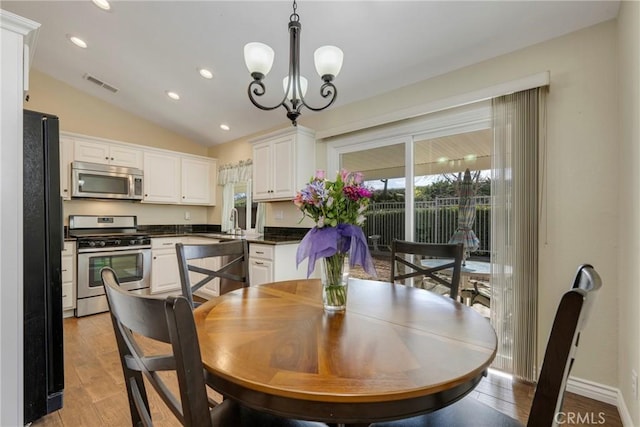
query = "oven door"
xmin=77 ymin=247 xmax=151 ymax=299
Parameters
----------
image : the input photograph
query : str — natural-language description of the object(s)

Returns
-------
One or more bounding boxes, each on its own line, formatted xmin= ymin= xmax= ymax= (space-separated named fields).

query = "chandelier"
xmin=243 ymin=0 xmax=344 ymax=126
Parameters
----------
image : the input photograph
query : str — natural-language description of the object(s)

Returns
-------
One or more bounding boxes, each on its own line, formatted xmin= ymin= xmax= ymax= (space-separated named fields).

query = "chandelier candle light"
xmin=244 ymin=0 xmax=344 ymax=126
xmin=295 ymin=170 xmax=376 ymax=312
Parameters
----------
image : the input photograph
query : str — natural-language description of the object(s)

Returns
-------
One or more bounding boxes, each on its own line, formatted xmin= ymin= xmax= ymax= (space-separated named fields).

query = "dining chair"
xmin=176 ymin=240 xmax=249 ymax=308
xmin=390 ymin=240 xmax=464 ymax=300
xmin=371 ymin=263 xmax=602 ymax=427
xmin=101 ymin=267 xmax=327 ymax=427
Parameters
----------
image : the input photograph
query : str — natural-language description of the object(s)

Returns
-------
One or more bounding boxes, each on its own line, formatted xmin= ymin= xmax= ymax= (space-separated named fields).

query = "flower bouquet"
xmin=295 ymin=169 xmax=376 ymax=311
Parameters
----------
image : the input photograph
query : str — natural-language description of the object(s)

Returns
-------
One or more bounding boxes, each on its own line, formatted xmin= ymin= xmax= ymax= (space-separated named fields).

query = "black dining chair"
xmin=176 ymin=240 xmax=249 ymax=308
xmin=371 ymin=263 xmax=602 ymax=427
xmin=101 ymin=267 xmax=327 ymax=427
xmin=390 ymin=240 xmax=464 ymax=300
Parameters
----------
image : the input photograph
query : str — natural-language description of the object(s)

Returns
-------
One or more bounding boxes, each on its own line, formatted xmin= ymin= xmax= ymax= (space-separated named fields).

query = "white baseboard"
xmin=567 ymin=376 xmax=635 ymax=426
xmin=567 ymin=376 xmax=618 ymax=405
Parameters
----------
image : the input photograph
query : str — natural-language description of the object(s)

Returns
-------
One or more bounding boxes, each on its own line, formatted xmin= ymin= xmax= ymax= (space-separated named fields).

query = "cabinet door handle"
xmin=61 ymin=269 xmax=67 ymax=272
xmin=255 ymin=251 xmax=264 ymax=254
xmin=162 ymin=243 xmax=173 ymax=246
xmin=153 ymin=256 xmax=157 ymax=260
xmin=111 ymin=157 xmax=114 ymax=160
xmin=105 ymin=156 xmax=109 ymax=160
xmin=254 ymin=261 xmax=264 ymax=265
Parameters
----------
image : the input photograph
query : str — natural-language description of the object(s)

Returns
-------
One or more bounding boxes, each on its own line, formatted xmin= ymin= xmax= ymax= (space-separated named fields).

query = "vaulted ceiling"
xmin=2 ymin=1 xmax=620 ymax=146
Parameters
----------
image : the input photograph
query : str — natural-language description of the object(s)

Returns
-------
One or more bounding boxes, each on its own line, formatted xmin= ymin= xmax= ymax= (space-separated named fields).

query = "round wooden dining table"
xmin=193 ymin=278 xmax=497 ymax=425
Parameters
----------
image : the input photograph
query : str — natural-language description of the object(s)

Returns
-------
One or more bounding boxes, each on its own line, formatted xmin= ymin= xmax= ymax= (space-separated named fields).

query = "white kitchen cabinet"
xmin=248 ymin=244 xmax=274 ymax=287
xmin=249 ymin=243 xmax=312 ymax=286
xmin=60 ymin=136 xmax=74 ymax=199
xmin=150 ymin=236 xmax=222 ymax=297
xmin=181 ymin=157 xmax=217 ymax=205
xmin=74 ymin=138 xmax=142 ymax=168
xmin=143 ymin=151 xmax=181 ymax=204
xmin=185 ymin=237 xmax=221 ymax=298
xmin=61 ymin=241 xmax=76 ymax=316
xmin=251 ymin=126 xmax=316 ymax=201
xmin=150 ymin=237 xmax=181 ymax=294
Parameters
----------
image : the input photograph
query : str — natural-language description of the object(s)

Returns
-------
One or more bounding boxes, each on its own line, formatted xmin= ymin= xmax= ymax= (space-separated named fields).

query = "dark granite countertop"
xmin=64 ymin=224 xmax=310 ymax=245
xmin=140 ymin=225 xmax=309 ymax=246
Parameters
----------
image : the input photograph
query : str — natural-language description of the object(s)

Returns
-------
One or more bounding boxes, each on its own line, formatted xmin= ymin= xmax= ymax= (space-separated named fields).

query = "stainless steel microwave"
xmin=71 ymin=161 xmax=144 ymax=200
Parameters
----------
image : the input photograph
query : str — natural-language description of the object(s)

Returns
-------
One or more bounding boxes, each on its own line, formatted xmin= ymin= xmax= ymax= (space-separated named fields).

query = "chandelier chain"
xmin=290 ymin=0 xmax=299 ymax=22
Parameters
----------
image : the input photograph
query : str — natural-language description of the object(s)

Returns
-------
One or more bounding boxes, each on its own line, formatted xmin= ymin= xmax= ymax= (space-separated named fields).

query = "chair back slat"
xmin=527 ymin=264 xmax=602 ymax=427
xmin=176 ymin=240 xmax=250 ymax=308
xmin=390 ymin=240 xmax=464 ymax=299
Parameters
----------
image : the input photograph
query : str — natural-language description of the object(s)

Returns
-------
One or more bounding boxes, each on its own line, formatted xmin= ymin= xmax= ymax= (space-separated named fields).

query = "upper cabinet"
xmin=143 ymin=150 xmax=217 ymax=206
xmin=59 ymin=131 xmax=217 ymax=206
xmin=251 ymin=126 xmax=316 ymax=202
xmin=74 ymin=138 xmax=142 ymax=169
xmin=143 ymin=151 xmax=181 ymax=203
xmin=181 ymin=156 xmax=216 ymax=205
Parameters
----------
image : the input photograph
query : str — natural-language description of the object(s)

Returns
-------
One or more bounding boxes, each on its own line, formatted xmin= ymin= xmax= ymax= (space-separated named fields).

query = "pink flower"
xmin=315 ymin=169 xmax=325 ymax=180
xmin=340 ymin=169 xmax=350 ymax=182
xmin=353 ymin=172 xmax=364 ymax=184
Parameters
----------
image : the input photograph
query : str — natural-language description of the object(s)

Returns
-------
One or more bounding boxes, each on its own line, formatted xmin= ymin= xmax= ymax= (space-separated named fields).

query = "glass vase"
xmin=320 ymin=252 xmax=349 ymax=312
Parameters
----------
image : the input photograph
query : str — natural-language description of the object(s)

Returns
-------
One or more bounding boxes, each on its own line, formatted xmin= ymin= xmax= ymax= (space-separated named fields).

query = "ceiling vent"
xmin=83 ymin=73 xmax=119 ymax=94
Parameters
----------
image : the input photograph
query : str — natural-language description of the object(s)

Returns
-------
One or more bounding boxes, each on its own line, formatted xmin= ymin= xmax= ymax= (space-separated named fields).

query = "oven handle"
xmin=77 ymin=246 xmax=151 ymax=254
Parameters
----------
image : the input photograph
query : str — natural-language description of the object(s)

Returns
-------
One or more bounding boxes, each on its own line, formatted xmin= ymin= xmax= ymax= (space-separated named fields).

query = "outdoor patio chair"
xmin=101 ymin=267 xmax=326 ymax=427
xmin=176 ymin=240 xmax=249 ymax=308
xmin=390 ymin=240 xmax=464 ymax=300
xmin=371 ymin=263 xmax=602 ymax=427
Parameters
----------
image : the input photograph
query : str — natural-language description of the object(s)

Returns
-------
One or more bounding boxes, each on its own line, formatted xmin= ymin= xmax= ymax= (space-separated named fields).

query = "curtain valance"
xmin=218 ymin=159 xmax=252 ymax=185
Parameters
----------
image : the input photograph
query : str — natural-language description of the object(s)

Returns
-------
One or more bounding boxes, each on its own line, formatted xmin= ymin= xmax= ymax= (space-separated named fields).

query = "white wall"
xmin=617 ymin=1 xmax=640 ymax=424
xmin=301 ymin=20 xmax=622 ymax=389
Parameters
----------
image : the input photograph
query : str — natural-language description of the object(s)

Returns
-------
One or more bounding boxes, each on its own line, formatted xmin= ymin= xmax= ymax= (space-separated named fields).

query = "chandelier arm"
xmin=247 ymin=80 xmax=293 ymax=112
xmin=298 ymin=82 xmax=338 ymax=112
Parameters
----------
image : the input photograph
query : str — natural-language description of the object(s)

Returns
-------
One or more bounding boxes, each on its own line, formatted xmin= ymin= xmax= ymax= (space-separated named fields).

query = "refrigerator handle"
xmin=60 ymin=197 xmax=64 ymax=247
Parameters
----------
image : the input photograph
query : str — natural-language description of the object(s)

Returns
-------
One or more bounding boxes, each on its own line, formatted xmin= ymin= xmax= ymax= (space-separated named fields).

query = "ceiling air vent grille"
xmin=83 ymin=73 xmax=119 ymax=94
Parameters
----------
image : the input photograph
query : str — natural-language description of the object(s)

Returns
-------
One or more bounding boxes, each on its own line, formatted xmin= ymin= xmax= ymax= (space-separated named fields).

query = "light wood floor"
xmin=32 ymin=312 xmax=623 ymax=427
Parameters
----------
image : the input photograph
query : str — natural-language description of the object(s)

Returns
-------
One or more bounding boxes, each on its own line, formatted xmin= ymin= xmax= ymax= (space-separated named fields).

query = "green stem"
xmin=323 ymin=253 xmax=348 ymax=307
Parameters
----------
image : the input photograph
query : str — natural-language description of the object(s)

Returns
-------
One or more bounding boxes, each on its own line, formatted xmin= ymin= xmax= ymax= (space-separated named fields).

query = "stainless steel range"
xmin=69 ymin=215 xmax=151 ymax=317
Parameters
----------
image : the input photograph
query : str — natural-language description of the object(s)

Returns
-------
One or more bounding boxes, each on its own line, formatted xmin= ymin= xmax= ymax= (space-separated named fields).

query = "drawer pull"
xmin=162 ymin=243 xmax=173 ymax=246
xmin=255 ymin=261 xmax=264 ymax=265
xmin=256 ymin=251 xmax=264 ymax=254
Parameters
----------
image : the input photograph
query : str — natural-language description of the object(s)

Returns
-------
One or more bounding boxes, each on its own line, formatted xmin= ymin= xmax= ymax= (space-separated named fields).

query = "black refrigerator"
xmin=23 ymin=109 xmax=64 ymax=423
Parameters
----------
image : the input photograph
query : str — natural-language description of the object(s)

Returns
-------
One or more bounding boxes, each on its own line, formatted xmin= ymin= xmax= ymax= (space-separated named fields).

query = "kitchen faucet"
xmin=230 ymin=208 xmax=241 ymax=235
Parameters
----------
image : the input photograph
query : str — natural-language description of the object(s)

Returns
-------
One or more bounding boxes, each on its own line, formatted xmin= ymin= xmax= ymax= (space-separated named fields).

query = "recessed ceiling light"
xmin=437 ymin=157 xmax=448 ymax=163
xmin=220 ymin=124 xmax=230 ymax=131
xmin=92 ymin=0 xmax=111 ymax=11
xmin=166 ymin=91 xmax=180 ymax=100
xmin=199 ymin=68 xmax=213 ymax=79
xmin=464 ymin=154 xmax=477 ymax=161
xmin=68 ymin=35 xmax=87 ymax=49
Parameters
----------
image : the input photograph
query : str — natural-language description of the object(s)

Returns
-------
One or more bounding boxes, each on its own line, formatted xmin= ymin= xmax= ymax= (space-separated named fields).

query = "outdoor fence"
xmin=363 ymin=196 xmax=491 ymax=256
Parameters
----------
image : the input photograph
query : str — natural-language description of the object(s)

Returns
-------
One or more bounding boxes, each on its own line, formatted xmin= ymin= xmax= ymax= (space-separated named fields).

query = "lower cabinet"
xmin=62 ymin=241 xmax=76 ymax=317
xmin=249 ymin=243 xmax=312 ymax=287
xmin=150 ymin=236 xmax=221 ymax=297
xmin=150 ymin=237 xmax=182 ymax=294
xmin=186 ymin=237 xmax=221 ymax=299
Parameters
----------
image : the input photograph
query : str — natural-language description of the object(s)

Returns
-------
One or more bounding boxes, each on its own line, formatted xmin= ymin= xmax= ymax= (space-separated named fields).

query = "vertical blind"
xmin=491 ymin=87 xmax=546 ymax=382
